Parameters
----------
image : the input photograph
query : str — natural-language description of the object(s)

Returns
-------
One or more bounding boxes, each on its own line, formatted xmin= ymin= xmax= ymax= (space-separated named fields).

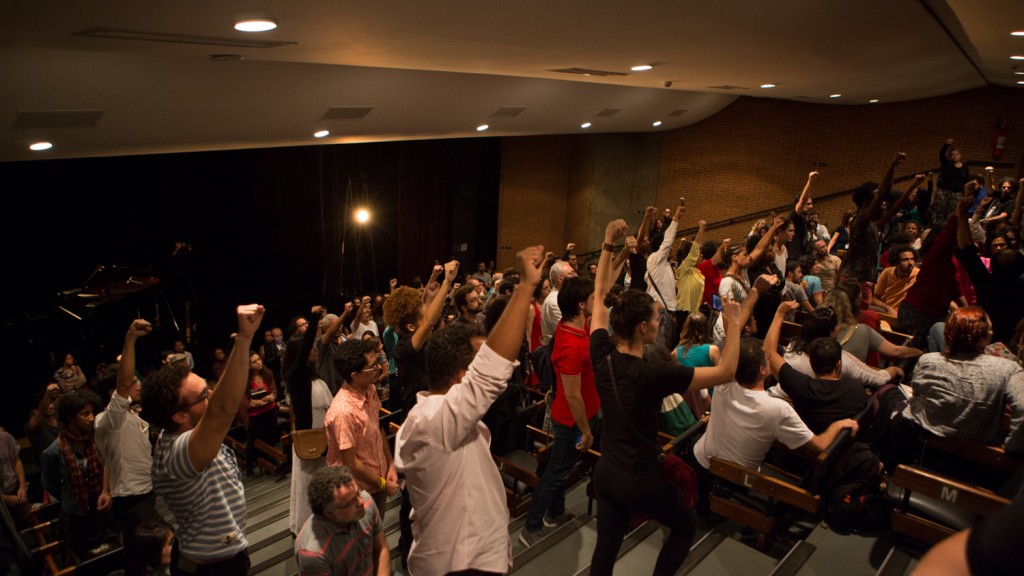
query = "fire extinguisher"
xmin=992 ymin=114 xmax=1008 ymax=161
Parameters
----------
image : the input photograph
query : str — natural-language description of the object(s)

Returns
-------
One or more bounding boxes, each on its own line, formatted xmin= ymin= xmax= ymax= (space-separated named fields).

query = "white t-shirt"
xmin=694 ymin=381 xmax=813 ymax=470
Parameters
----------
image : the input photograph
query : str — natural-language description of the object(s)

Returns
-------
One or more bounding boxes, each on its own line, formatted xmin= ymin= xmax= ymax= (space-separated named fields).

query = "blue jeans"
xmin=524 ymin=417 xmax=596 ymax=533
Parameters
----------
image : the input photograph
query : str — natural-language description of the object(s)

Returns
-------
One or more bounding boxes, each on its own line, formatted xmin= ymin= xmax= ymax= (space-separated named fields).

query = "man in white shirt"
xmin=694 ymin=339 xmax=858 ymax=471
xmin=540 ymin=260 xmax=575 ymax=344
xmin=395 ymin=245 xmax=541 ymax=575
xmin=95 ymin=319 xmax=160 ymax=532
xmin=647 ymin=197 xmax=684 ymax=349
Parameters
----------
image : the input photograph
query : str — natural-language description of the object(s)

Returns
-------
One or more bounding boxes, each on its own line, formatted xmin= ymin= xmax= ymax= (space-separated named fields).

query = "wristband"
xmin=380 ymin=477 xmax=387 ymax=490
xmin=602 ymin=242 xmax=616 ymax=253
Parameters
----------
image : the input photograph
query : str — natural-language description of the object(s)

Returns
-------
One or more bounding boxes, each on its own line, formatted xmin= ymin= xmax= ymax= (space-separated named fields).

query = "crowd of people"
xmin=4 ymin=139 xmax=1024 ymax=576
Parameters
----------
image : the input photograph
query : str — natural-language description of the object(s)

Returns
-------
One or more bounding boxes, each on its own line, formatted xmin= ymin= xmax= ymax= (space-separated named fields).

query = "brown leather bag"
xmin=292 ymin=428 xmax=327 ymax=460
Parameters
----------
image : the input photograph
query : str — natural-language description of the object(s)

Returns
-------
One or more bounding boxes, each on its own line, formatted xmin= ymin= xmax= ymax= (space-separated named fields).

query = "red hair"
xmin=943 ymin=306 xmax=991 ymax=356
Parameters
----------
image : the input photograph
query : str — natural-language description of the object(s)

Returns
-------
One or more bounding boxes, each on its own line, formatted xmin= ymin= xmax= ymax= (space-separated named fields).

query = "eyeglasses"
xmin=331 ymin=492 xmax=363 ymax=511
xmin=296 ymin=321 xmax=308 ymax=328
xmin=179 ymin=388 xmax=209 ymax=411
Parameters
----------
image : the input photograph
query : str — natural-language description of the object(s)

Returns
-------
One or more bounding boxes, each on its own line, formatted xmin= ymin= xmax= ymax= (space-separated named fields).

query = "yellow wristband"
xmin=380 ymin=477 xmax=387 ymax=490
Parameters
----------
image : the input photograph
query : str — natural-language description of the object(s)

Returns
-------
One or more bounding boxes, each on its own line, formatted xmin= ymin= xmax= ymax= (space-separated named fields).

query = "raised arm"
xmin=827 ymin=231 xmax=840 ymax=253
xmin=750 ymin=216 xmax=783 ymax=264
xmin=116 ymin=319 xmax=151 ymax=399
xmin=711 ymin=238 xmax=731 ymax=267
xmin=867 ymin=152 xmax=906 ymax=221
xmin=188 ymin=304 xmax=265 ymax=472
xmin=636 ymin=206 xmax=655 ymax=245
xmin=765 ymin=301 xmax=801 ymax=379
xmin=687 ymin=296 xmax=742 ymax=390
xmin=487 ymin=246 xmax=542 ymax=361
xmin=650 ymin=198 xmax=684 ymax=266
xmin=877 ymin=173 xmax=926 ymax=228
xmin=1011 ymin=178 xmax=1024 ymax=229
xmin=796 ymin=171 xmax=819 ymax=213
xmin=592 ymin=220 xmax=628 ymax=334
xmin=422 ymin=265 xmax=443 ymax=305
xmin=320 ymin=302 xmax=353 ymax=345
xmin=29 ymin=384 xmax=60 ymax=431
xmin=412 ymin=260 xmax=458 ymax=351
xmin=956 ymin=193 xmax=974 ymax=250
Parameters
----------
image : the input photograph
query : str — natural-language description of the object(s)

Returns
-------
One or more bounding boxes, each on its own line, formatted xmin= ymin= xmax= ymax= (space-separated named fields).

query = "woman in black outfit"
xmin=588 ymin=218 xmax=744 ymax=576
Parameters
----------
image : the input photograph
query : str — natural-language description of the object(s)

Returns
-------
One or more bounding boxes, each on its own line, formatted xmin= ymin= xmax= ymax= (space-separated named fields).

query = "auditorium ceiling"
xmin=1 ymin=0 xmax=1020 ymax=161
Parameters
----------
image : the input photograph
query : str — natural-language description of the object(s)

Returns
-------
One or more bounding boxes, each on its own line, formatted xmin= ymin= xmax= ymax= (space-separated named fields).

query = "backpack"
xmin=823 ymin=442 xmax=894 ymax=534
xmin=529 ymin=332 xmax=557 ymax=394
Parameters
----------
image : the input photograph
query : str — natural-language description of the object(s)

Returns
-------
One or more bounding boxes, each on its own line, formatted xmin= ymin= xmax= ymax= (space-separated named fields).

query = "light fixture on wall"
xmin=234 ymin=19 xmax=278 ymax=32
xmin=760 ymin=83 xmax=776 ymax=89
xmin=630 ymin=64 xmax=653 ymax=72
xmin=580 ymin=122 xmax=592 ymax=129
xmin=476 ymin=124 xmax=489 ymax=132
xmin=314 ymin=130 xmax=329 ymax=138
xmin=652 ymin=121 xmax=662 ymax=127
xmin=29 ymin=142 xmax=52 ymax=151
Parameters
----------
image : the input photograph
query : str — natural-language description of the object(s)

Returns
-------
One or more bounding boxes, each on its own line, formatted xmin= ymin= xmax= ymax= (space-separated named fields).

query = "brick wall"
xmin=498 ymin=86 xmax=1023 ymax=265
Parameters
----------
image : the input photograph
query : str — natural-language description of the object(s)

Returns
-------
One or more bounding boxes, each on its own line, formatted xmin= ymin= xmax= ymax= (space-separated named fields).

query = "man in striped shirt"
xmin=142 ymin=304 xmax=265 ymax=576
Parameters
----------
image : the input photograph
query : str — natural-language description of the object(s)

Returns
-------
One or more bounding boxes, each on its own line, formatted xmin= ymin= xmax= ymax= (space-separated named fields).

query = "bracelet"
xmin=602 ymin=242 xmax=616 ymax=253
xmin=380 ymin=477 xmax=387 ymax=490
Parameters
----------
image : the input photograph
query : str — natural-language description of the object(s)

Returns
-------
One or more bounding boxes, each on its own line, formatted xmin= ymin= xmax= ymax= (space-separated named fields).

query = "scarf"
xmin=56 ymin=426 xmax=104 ymax=515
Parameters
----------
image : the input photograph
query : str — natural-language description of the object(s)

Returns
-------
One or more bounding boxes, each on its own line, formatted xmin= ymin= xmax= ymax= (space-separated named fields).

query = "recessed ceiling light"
xmin=829 ymin=94 xmax=842 ymax=98
xmin=581 ymin=122 xmax=592 ymax=129
xmin=869 ymin=99 xmax=879 ymax=103
xmin=29 ymin=142 xmax=52 ymax=151
xmin=234 ymin=19 xmax=278 ymax=32
xmin=760 ymin=83 xmax=776 ymax=89
xmin=476 ymin=124 xmax=489 ymax=132
xmin=1012 ymin=31 xmax=1024 ymax=36
xmin=630 ymin=65 xmax=653 ymax=72
xmin=1018 ymin=81 xmax=1024 ymax=85
xmin=1012 ymin=55 xmax=1024 ymax=60
xmin=652 ymin=121 xmax=663 ymax=127
xmin=1016 ymin=72 xmax=1024 ymax=75
xmin=314 ymin=130 xmax=329 ymax=138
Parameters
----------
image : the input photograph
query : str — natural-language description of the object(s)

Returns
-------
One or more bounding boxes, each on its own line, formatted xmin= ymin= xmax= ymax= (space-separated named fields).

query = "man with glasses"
xmin=325 ymin=339 xmax=397 ymax=513
xmin=452 ymin=284 xmax=485 ymax=330
xmin=143 ymin=304 xmax=265 ymax=576
xmin=295 ymin=465 xmax=389 ymax=576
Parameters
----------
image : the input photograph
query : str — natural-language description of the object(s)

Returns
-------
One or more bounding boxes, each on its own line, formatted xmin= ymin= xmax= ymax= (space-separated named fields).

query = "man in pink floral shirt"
xmin=325 ymin=339 xmax=398 ymax=511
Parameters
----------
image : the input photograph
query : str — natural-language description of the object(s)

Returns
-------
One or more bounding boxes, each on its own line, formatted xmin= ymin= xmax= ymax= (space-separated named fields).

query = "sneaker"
xmin=519 ymin=527 xmax=545 ymax=548
xmin=542 ymin=510 xmax=578 ymax=528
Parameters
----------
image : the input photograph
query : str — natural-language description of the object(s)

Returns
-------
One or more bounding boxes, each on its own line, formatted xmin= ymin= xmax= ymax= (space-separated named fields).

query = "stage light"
xmin=355 ymin=208 xmax=370 ymax=223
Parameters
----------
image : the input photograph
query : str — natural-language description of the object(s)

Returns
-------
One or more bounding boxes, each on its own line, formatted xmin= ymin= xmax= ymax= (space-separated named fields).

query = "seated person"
xmin=782 ymin=260 xmax=815 ymax=317
xmin=764 ymin=302 xmax=869 ymax=434
xmin=872 ymin=244 xmax=919 ymax=315
xmin=902 ymin=306 xmax=1024 ymax=452
xmin=769 ymin=307 xmax=899 ymax=402
xmin=694 ymin=339 xmax=858 ymax=471
xmin=828 ymin=288 xmax=921 ymax=367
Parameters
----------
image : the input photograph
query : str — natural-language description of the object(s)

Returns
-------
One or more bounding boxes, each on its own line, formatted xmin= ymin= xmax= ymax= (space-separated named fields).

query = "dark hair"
xmin=675 ymin=239 xmax=694 ymax=264
xmin=140 ymin=363 xmax=192 ymax=431
xmin=557 ymin=276 xmax=594 ymax=319
xmin=425 ymin=324 xmax=483 ymax=389
xmin=797 ymin=254 xmax=816 ymax=276
xmin=334 ymin=338 xmax=378 ymax=384
xmin=503 ymin=267 xmax=519 ymax=278
xmin=93 ymin=363 xmax=120 ymax=402
xmin=453 ymin=285 xmax=476 ymax=311
xmin=852 ymin=182 xmax=878 ymax=209
xmin=984 ymin=231 xmax=1012 ymax=257
xmin=944 ymin=306 xmax=991 ymax=356
xmin=700 ymin=239 xmax=721 ymax=262
xmin=124 ymin=520 xmax=173 ymax=576
xmin=837 ymin=278 xmax=863 ymax=317
xmin=785 ymin=259 xmax=800 ymax=277
xmin=497 ymin=275 xmax=519 ymax=296
xmin=791 ymin=307 xmax=838 ymax=354
xmin=807 ymin=337 xmax=842 ymax=375
xmin=607 ymin=289 xmax=655 ymax=344
xmin=55 ymin=389 xmax=102 ymax=427
xmin=287 ymin=315 xmax=307 ymax=338
xmin=307 ymin=465 xmax=356 ymax=516
xmin=532 ymin=277 xmax=549 ymax=300
xmin=774 ymin=218 xmax=793 ymax=236
xmin=735 ymin=339 xmax=767 ymax=386
xmin=889 ymin=244 xmax=917 ymax=263
xmin=483 ymin=295 xmax=510 ymax=334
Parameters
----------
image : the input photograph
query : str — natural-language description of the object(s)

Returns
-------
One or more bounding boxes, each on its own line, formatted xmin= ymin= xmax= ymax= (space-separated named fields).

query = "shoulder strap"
xmin=606 ymin=356 xmax=666 ymax=462
xmin=646 ymin=272 xmax=670 ymax=308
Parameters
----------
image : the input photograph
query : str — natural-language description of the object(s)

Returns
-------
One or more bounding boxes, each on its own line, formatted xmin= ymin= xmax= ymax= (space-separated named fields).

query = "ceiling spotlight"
xmin=1016 ymin=72 xmax=1024 ymax=75
xmin=829 ymin=94 xmax=842 ymax=98
xmin=314 ymin=130 xmax=329 ymax=138
xmin=1012 ymin=31 xmax=1024 ymax=36
xmin=1012 ymin=55 xmax=1024 ymax=60
xmin=476 ymin=124 xmax=489 ymax=132
xmin=652 ymin=121 xmax=663 ymax=127
xmin=869 ymin=99 xmax=879 ymax=103
xmin=234 ymin=19 xmax=278 ymax=32
xmin=1018 ymin=81 xmax=1024 ymax=85
xmin=581 ymin=122 xmax=592 ymax=129
xmin=631 ymin=65 xmax=653 ymax=72
xmin=29 ymin=142 xmax=52 ymax=151
xmin=355 ymin=208 xmax=370 ymax=224
xmin=760 ymin=83 xmax=776 ymax=89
